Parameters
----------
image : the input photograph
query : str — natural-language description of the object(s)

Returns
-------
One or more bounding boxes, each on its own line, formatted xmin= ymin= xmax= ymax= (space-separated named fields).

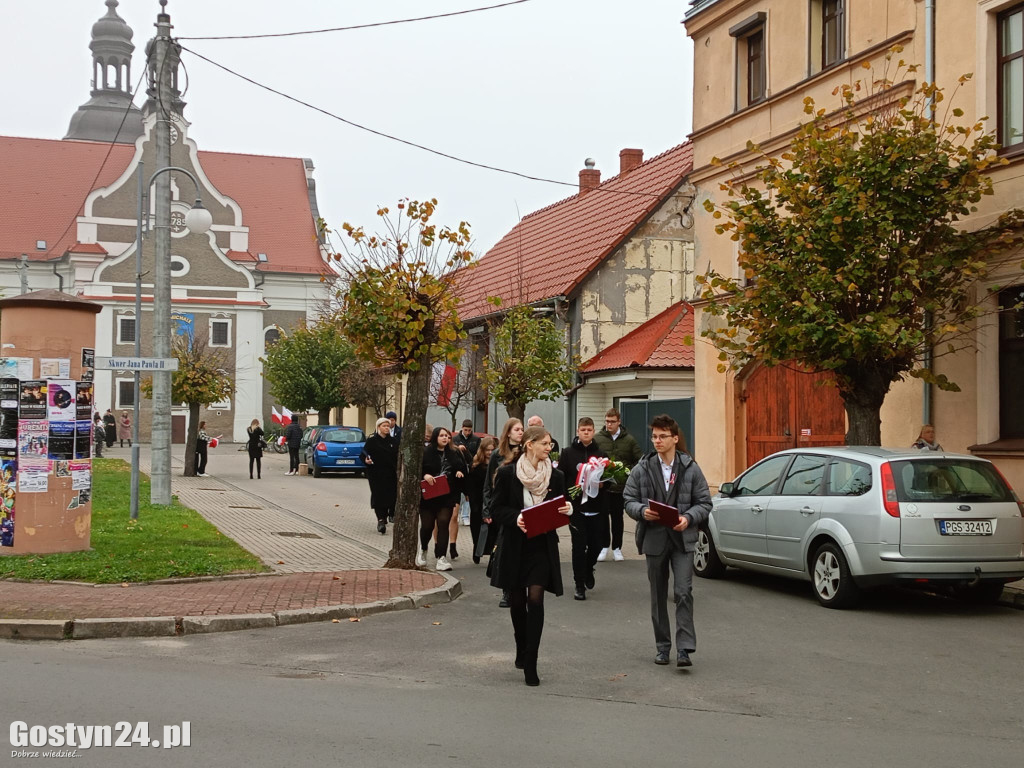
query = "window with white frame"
xmin=208 ymin=396 xmax=232 ymax=411
xmin=116 ymin=379 xmax=135 ymax=409
xmin=999 ymin=4 xmax=1024 ymax=150
xmin=117 ymin=315 xmax=136 ymax=345
xmin=209 ymin=317 xmax=232 ymax=347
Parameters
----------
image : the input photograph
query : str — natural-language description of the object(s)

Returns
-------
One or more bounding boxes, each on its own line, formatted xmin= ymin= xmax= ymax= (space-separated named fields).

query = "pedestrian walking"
xmin=489 ymin=425 xmax=572 ymax=686
xmin=118 ymin=410 xmax=132 ymax=448
xmin=284 ymin=417 xmax=303 ymax=475
xmin=103 ymin=409 xmax=116 ymax=448
xmin=246 ymin=419 xmax=265 ymax=479
xmin=466 ymin=436 xmax=497 ymax=564
xmin=558 ymin=417 xmax=608 ymax=601
xmin=912 ymin=424 xmax=943 ymax=452
xmin=623 ymin=414 xmax=712 ymax=668
xmin=416 ymin=427 xmax=463 ymax=571
xmin=362 ymin=417 xmax=399 ymax=533
xmin=93 ymin=412 xmax=104 ymax=458
xmin=483 ymin=418 xmax=524 ymax=607
xmin=445 ymin=441 xmax=469 ymax=560
xmin=385 ymin=410 xmax=403 ymax=442
xmin=594 ymin=407 xmax=643 ymax=562
xmin=194 ymin=420 xmax=210 ymax=477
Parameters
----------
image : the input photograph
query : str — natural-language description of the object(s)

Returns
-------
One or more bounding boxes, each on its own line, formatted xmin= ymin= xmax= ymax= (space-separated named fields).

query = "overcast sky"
xmin=2 ymin=0 xmax=694 ymax=254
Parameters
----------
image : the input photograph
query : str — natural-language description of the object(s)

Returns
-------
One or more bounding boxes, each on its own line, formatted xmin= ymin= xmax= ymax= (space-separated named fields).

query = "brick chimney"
xmin=579 ymin=158 xmax=601 ymax=195
xmin=619 ymin=148 xmax=643 ymax=174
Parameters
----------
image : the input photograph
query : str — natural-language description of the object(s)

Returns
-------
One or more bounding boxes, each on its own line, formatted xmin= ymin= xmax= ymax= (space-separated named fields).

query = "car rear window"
xmin=321 ymin=429 xmax=363 ymax=444
xmin=890 ymin=459 xmax=1013 ymax=503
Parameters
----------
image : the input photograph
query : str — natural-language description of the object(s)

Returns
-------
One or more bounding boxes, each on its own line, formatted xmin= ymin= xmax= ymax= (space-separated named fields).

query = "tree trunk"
xmin=183 ymin=402 xmax=200 ymax=476
xmin=318 ymin=408 xmax=331 ymax=425
xmin=384 ymin=354 xmax=431 ymax=569
xmin=506 ymin=402 xmax=525 ymax=422
xmin=838 ymin=363 xmax=892 ymax=446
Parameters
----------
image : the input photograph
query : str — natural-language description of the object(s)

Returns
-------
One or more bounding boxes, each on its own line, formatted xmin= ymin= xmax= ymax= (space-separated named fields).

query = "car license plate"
xmin=336 ymin=459 xmax=355 ymax=466
xmin=939 ymin=520 xmax=993 ymax=535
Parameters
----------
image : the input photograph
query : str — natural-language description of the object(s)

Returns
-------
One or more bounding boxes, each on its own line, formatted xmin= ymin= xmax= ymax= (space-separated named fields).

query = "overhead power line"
xmin=178 ymin=0 xmax=534 ymax=41
xmin=177 ymin=44 xmax=666 ymax=200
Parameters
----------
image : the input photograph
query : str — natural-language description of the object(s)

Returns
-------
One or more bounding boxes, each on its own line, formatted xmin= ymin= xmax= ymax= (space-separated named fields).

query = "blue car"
xmin=308 ymin=426 xmax=366 ymax=478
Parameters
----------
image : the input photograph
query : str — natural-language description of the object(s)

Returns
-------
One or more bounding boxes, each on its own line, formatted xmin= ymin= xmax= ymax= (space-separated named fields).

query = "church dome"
xmin=90 ymin=1 xmax=133 ymax=53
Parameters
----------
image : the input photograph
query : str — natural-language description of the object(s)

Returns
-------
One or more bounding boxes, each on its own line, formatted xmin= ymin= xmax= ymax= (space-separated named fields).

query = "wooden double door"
xmin=743 ymin=364 xmax=846 ymax=468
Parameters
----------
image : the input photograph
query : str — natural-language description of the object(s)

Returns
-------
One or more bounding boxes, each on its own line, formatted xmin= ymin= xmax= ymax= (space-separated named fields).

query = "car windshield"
xmin=322 ymin=429 xmax=363 ymax=444
xmin=890 ymin=459 xmax=1013 ymax=503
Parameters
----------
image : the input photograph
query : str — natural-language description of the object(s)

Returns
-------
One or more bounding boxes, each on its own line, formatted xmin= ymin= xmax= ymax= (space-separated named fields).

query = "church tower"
xmin=64 ymin=0 xmax=144 ymax=144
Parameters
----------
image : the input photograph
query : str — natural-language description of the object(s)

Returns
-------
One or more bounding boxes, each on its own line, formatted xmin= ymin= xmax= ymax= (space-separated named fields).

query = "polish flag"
xmin=270 ymin=406 xmax=282 ymax=425
xmin=281 ymin=407 xmax=293 ymax=426
xmin=432 ymin=362 xmax=458 ymax=407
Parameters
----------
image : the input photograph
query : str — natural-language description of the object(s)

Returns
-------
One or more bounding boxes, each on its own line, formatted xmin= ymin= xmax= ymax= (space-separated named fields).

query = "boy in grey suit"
xmin=623 ymin=414 xmax=712 ymax=667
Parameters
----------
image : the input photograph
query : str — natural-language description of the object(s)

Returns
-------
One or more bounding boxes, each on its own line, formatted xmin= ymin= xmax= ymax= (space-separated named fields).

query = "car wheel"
xmin=811 ymin=542 xmax=861 ymax=609
xmin=312 ymin=462 xmax=322 ymax=478
xmin=693 ymin=526 xmax=726 ymax=579
xmin=954 ymin=580 xmax=1005 ymax=605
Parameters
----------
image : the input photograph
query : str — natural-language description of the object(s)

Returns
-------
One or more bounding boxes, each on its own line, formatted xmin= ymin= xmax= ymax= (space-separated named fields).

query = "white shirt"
xmin=611 ymin=428 xmax=621 ymax=440
xmin=660 ymin=457 xmax=674 ymax=492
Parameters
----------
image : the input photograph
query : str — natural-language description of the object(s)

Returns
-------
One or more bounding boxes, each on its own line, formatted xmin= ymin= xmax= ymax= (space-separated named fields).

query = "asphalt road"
xmin=4 ymin=556 xmax=1023 ymax=767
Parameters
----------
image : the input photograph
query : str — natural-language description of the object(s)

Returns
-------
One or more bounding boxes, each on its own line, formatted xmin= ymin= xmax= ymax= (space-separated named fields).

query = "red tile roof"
xmin=581 ymin=301 xmax=695 ymax=373
xmin=0 ymin=135 xmax=325 ymax=274
xmin=458 ymin=142 xmax=693 ymax=321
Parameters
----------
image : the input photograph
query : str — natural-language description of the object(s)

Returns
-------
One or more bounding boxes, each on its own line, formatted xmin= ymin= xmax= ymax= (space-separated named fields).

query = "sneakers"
xmin=415 ymin=550 xmax=427 ymax=567
xmin=597 ymin=548 xmax=609 ymax=562
xmin=284 ymin=471 xmax=293 ymax=476
xmin=435 ymin=555 xmax=453 ymax=571
xmin=198 ymin=473 xmax=210 ymax=478
xmin=612 ymin=548 xmax=625 ymax=562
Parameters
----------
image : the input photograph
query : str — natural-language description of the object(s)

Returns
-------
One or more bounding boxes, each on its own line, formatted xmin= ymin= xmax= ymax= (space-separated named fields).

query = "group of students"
xmin=92 ymin=409 xmax=132 ymax=457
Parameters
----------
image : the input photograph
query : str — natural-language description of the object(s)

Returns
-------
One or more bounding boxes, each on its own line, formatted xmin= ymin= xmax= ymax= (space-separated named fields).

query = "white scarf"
xmin=516 ymin=454 xmax=552 ymax=506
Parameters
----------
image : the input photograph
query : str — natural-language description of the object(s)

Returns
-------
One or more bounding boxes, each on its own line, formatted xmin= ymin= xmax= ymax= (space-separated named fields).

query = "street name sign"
xmin=93 ymin=356 xmax=180 ymax=371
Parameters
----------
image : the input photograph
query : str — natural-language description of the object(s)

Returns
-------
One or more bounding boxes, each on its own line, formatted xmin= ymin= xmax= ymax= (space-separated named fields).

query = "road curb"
xmin=0 ymin=573 xmax=463 ymax=641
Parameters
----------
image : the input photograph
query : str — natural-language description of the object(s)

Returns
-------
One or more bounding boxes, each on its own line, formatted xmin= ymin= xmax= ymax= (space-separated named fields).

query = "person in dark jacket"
xmin=445 ymin=440 xmax=470 ymax=560
xmin=489 ymin=425 xmax=572 ymax=686
xmin=246 ymin=419 xmax=265 ymax=479
xmin=558 ymin=417 xmax=608 ymax=601
xmin=92 ymin=412 xmax=104 ymax=458
xmin=284 ymin=418 xmax=304 ymax=475
xmin=594 ymin=408 xmax=644 ymax=562
xmin=452 ymin=419 xmax=481 ymax=458
xmin=466 ymin=437 xmax=497 ymax=564
xmin=417 ymin=427 xmax=463 ymax=571
xmin=623 ymin=414 xmax=712 ymax=668
xmin=385 ymin=411 xmax=402 ymax=443
xmin=483 ymin=418 xmax=524 ymax=606
xmin=194 ymin=421 xmax=210 ymax=476
xmin=362 ymin=416 xmax=399 ymax=533
xmin=103 ymin=409 xmax=116 ymax=448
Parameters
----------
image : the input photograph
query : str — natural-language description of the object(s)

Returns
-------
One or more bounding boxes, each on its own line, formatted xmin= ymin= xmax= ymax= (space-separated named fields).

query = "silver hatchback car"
xmin=694 ymin=447 xmax=1024 ymax=608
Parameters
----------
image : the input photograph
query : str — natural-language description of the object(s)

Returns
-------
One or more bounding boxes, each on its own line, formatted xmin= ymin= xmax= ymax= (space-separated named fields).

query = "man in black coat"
xmin=284 ymin=417 xmax=304 ymax=475
xmin=558 ymin=416 xmax=607 ymax=601
xmin=385 ymin=411 xmax=402 ymax=442
xmin=623 ymin=414 xmax=712 ymax=668
xmin=452 ymin=419 xmax=481 ymax=458
xmin=362 ymin=417 xmax=399 ymax=532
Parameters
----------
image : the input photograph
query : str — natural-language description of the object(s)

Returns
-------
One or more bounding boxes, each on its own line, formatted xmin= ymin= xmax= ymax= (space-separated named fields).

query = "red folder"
xmin=649 ymin=500 xmax=682 ymax=527
xmin=522 ymin=495 xmax=569 ymax=538
xmin=420 ymin=475 xmax=450 ymax=500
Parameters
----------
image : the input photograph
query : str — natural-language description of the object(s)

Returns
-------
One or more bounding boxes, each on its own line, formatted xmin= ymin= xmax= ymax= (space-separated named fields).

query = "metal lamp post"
xmin=131 ymin=162 xmax=212 ymax=518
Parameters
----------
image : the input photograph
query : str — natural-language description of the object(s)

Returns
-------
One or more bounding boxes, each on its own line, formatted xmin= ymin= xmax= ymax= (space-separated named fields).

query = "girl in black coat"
xmin=489 ymin=425 xmax=572 ymax=686
xmin=466 ymin=437 xmax=497 ymax=564
xmin=362 ymin=417 xmax=399 ymax=534
xmin=246 ymin=419 xmax=265 ymax=479
xmin=417 ymin=427 xmax=463 ymax=571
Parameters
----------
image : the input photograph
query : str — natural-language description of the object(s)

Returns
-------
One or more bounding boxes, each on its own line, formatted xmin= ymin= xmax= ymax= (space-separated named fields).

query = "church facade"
xmin=0 ymin=1 xmax=332 ymax=442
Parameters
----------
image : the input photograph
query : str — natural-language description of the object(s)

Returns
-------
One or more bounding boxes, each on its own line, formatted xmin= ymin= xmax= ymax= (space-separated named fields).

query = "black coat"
xmin=421 ymin=445 xmax=457 ymax=510
xmin=246 ymin=426 xmax=264 ymax=458
xmin=488 ymin=462 xmax=566 ymax=596
xmin=284 ymin=422 xmax=303 ymax=447
xmin=557 ymin=437 xmax=608 ymax=524
xmin=362 ymin=432 xmax=398 ymax=511
xmin=453 ymin=431 xmax=481 ymax=459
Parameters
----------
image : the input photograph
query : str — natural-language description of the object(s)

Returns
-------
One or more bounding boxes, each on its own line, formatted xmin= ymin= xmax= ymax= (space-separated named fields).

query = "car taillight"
xmin=991 ymin=464 xmax=1024 ymax=516
xmin=316 ymin=442 xmax=327 ymax=452
xmin=880 ymin=462 xmax=900 ymax=518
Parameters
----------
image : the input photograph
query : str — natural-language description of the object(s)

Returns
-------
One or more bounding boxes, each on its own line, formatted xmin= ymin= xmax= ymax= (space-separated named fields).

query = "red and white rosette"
xmin=574 ymin=456 xmax=609 ymax=506
xmin=277 ymin=435 xmax=287 ymax=447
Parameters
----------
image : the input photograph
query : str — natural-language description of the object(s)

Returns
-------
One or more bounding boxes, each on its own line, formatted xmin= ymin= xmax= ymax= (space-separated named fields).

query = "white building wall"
xmin=233 ymin=306 xmax=264 ymax=441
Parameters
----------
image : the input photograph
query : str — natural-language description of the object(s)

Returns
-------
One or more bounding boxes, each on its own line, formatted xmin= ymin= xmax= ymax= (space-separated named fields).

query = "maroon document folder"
xmin=649 ymin=500 xmax=682 ymax=527
xmin=420 ymin=475 xmax=450 ymax=500
xmin=522 ymin=495 xmax=569 ymax=538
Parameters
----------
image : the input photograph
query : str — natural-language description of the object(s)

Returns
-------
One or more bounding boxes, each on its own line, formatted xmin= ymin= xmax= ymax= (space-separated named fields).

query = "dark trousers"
xmin=288 ymin=445 xmax=300 ymax=472
xmin=372 ymin=505 xmax=393 ymax=523
xmin=604 ymin=492 xmax=625 ymax=550
xmin=249 ymin=456 xmax=261 ymax=478
xmin=194 ymin=446 xmax=208 ymax=475
xmin=646 ymin=540 xmax=696 ymax=654
xmin=419 ymin=505 xmax=452 ymax=558
xmin=570 ymin=513 xmax=604 ymax=587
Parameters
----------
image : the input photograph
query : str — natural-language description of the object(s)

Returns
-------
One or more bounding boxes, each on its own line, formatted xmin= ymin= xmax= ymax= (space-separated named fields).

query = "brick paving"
xmin=0 ymin=570 xmax=444 ymax=621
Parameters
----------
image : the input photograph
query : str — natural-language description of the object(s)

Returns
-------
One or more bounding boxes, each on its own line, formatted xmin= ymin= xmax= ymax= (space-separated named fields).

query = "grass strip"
xmin=0 ymin=459 xmax=268 ymax=583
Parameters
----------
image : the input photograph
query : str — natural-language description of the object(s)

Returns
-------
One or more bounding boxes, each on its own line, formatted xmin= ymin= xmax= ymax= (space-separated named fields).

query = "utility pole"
xmin=150 ymin=2 xmax=176 ymax=505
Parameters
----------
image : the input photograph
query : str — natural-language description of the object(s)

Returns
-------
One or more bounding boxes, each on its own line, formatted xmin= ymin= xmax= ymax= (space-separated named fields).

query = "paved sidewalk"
xmin=0 ymin=445 xmax=458 ymax=639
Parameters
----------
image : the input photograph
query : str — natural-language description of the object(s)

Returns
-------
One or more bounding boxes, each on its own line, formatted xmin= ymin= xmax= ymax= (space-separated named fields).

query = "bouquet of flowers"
xmin=567 ymin=456 xmax=630 ymax=504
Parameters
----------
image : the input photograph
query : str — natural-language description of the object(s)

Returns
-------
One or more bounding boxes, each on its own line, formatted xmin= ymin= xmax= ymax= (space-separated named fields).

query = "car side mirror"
xmin=719 ymin=482 xmax=735 ymax=497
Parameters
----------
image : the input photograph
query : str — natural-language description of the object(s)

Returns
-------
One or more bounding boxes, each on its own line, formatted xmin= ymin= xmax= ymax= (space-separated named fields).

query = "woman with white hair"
xmin=362 ymin=416 xmax=399 ymax=534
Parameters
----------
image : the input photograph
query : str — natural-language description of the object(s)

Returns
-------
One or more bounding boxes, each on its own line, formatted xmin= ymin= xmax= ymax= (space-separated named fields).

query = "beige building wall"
xmin=686 ymin=0 xmax=1024 ymax=486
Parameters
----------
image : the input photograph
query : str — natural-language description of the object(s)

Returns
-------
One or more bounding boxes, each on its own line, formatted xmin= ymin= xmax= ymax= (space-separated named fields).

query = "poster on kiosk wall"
xmin=0 ymin=378 xmax=18 ymax=458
